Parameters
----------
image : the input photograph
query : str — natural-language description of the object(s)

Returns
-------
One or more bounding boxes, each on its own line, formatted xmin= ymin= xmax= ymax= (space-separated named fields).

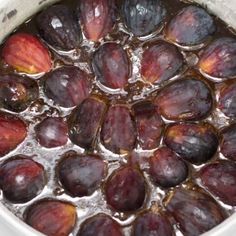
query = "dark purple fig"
xmin=199 ymin=161 xmax=236 ymax=206
xmin=133 ymin=101 xmax=164 ymax=150
xmin=155 ymin=78 xmax=213 ymax=121
xmin=0 ymin=112 xmax=27 ymax=156
xmin=166 ymin=5 xmax=215 ymax=47
xmin=132 ymin=211 xmax=173 ymax=236
xmin=198 ymin=38 xmax=236 ymax=78
xmin=78 ymin=0 xmax=115 ymax=41
xmin=218 ymin=82 xmax=236 ymax=118
xmin=220 ymin=123 xmax=236 ymax=160
xmin=149 ymin=147 xmax=188 ymax=188
xmin=92 ymin=43 xmax=130 ymax=89
xmin=165 ymin=187 xmax=226 ymax=236
xmin=0 ymin=155 xmax=45 ymax=203
xmin=58 ymin=153 xmax=107 ymax=197
xmin=105 ymin=166 xmax=146 ymax=212
xmin=122 ymin=0 xmax=166 ymax=37
xmin=164 ymin=123 xmax=219 ymax=165
xmin=68 ymin=96 xmax=107 ymax=149
xmin=77 ymin=213 xmax=123 ymax=236
xmin=44 ymin=66 xmax=91 ymax=108
xmin=141 ymin=41 xmax=184 ymax=84
xmin=101 ymin=105 xmax=136 ymax=154
xmin=36 ymin=5 xmax=82 ymax=50
xmin=25 ymin=199 xmax=76 ymax=236
xmin=0 ymin=74 xmax=38 ymax=112
xmin=35 ymin=117 xmax=68 ymax=148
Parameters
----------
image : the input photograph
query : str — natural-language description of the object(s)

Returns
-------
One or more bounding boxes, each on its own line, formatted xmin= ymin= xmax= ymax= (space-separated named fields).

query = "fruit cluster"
xmin=0 ymin=0 xmax=236 ymax=236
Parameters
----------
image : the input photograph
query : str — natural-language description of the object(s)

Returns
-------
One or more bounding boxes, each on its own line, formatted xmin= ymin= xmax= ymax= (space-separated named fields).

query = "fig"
xmin=44 ymin=66 xmax=91 ymax=108
xmin=199 ymin=161 xmax=236 ymax=206
xmin=35 ymin=117 xmax=68 ymax=148
xmin=105 ymin=166 xmax=146 ymax=212
xmin=0 ymin=155 xmax=46 ymax=203
xmin=122 ymin=0 xmax=166 ymax=36
xmin=165 ymin=187 xmax=226 ymax=236
xmin=218 ymin=82 xmax=236 ymax=118
xmin=68 ymin=96 xmax=107 ymax=149
xmin=165 ymin=5 xmax=216 ymax=46
xmin=133 ymin=101 xmax=164 ymax=150
xmin=78 ymin=0 xmax=116 ymax=41
xmin=25 ymin=199 xmax=76 ymax=236
xmin=155 ymin=78 xmax=213 ymax=121
xmin=58 ymin=153 xmax=107 ymax=197
xmin=36 ymin=4 xmax=82 ymax=50
xmin=92 ymin=43 xmax=130 ymax=89
xmin=198 ymin=37 xmax=236 ymax=78
xmin=77 ymin=213 xmax=123 ymax=236
xmin=141 ymin=41 xmax=184 ymax=84
xmin=0 ymin=74 xmax=39 ymax=112
xmin=220 ymin=123 xmax=236 ymax=160
xmin=101 ymin=105 xmax=136 ymax=154
xmin=0 ymin=112 xmax=27 ymax=156
xmin=2 ymin=33 xmax=52 ymax=74
xmin=132 ymin=211 xmax=173 ymax=236
xmin=164 ymin=123 xmax=219 ymax=164
xmin=149 ymin=147 xmax=188 ymax=188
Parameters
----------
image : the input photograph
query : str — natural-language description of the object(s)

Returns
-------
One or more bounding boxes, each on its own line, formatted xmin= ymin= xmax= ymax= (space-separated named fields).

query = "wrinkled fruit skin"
xmin=141 ymin=41 xmax=184 ymax=84
xmin=132 ymin=211 xmax=173 ymax=236
xmin=149 ymin=147 xmax=188 ymax=188
xmin=166 ymin=5 xmax=215 ymax=46
xmin=101 ymin=105 xmax=136 ymax=154
xmin=58 ymin=153 xmax=107 ymax=197
xmin=2 ymin=33 xmax=52 ymax=74
xmin=218 ymin=82 xmax=236 ymax=118
xmin=92 ymin=43 xmax=130 ymax=89
xmin=44 ymin=66 xmax=90 ymax=108
xmin=0 ymin=74 xmax=39 ymax=112
xmin=68 ymin=96 xmax=107 ymax=149
xmin=0 ymin=113 xmax=27 ymax=156
xmin=105 ymin=166 xmax=146 ymax=212
xmin=164 ymin=123 xmax=219 ymax=164
xmin=220 ymin=123 xmax=236 ymax=160
xmin=166 ymin=187 xmax=226 ymax=236
xmin=155 ymin=78 xmax=213 ymax=121
xmin=37 ymin=4 xmax=82 ymax=50
xmin=122 ymin=0 xmax=166 ymax=36
xmin=77 ymin=214 xmax=123 ymax=236
xmin=0 ymin=156 xmax=46 ymax=203
xmin=199 ymin=37 xmax=236 ymax=78
xmin=199 ymin=161 xmax=236 ymax=206
xmin=25 ymin=199 xmax=76 ymax=236
xmin=133 ymin=101 xmax=164 ymax=150
xmin=35 ymin=117 xmax=68 ymax=148
xmin=78 ymin=0 xmax=115 ymax=41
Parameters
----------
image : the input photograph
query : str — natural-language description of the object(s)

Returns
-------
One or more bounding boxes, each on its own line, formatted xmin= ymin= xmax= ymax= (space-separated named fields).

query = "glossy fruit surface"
xmin=92 ymin=43 xmax=130 ymax=89
xmin=149 ymin=147 xmax=188 ymax=188
xmin=122 ymin=0 xmax=166 ymax=36
xmin=2 ymin=33 xmax=52 ymax=74
xmin=141 ymin=41 xmax=184 ymax=84
xmin=155 ymin=78 xmax=213 ymax=121
xmin=25 ymin=199 xmax=76 ymax=236
xmin=0 ymin=156 xmax=45 ymax=203
xmin=37 ymin=4 xmax=82 ymax=50
xmin=166 ymin=5 xmax=215 ymax=46
xmin=105 ymin=166 xmax=146 ymax=212
xmin=58 ymin=153 xmax=107 ymax=197
xmin=35 ymin=117 xmax=68 ymax=148
xmin=164 ymin=123 xmax=219 ymax=164
xmin=44 ymin=66 xmax=90 ymax=108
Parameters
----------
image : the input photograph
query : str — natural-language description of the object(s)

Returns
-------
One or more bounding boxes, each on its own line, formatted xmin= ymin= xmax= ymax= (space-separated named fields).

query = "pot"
xmin=0 ymin=0 xmax=236 ymax=235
